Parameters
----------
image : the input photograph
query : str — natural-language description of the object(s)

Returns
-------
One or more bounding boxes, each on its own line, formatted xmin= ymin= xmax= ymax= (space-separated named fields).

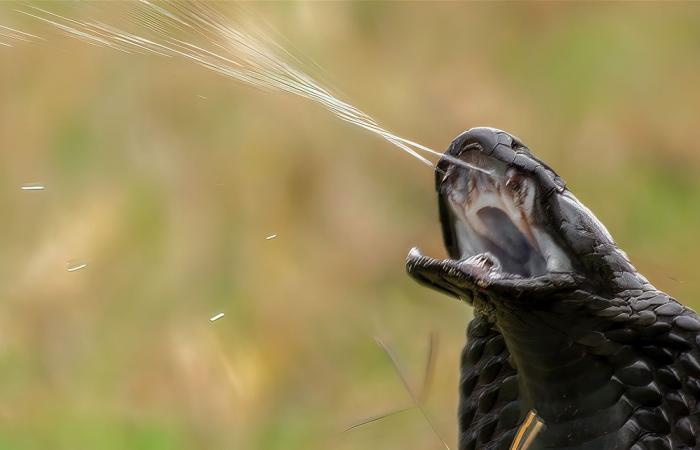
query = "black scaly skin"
xmin=460 ymin=312 xmax=520 ymax=450
xmin=406 ymin=128 xmax=700 ymax=449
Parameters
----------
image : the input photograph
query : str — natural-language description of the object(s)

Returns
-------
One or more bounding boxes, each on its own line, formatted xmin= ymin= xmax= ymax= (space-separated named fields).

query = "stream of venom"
xmin=11 ymin=1 xmax=489 ymax=176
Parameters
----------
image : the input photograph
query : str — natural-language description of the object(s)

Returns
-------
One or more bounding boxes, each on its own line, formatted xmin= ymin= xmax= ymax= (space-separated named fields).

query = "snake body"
xmin=407 ymin=128 xmax=700 ymax=450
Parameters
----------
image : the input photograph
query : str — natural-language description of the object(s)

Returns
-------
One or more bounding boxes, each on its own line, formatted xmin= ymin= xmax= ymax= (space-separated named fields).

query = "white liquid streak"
xmin=21 ymin=184 xmax=45 ymax=191
xmin=0 ymin=30 xmax=30 ymax=43
xmin=67 ymin=263 xmax=88 ymax=272
xmin=19 ymin=2 xmax=491 ymax=175
xmin=0 ymin=23 xmax=41 ymax=47
xmin=209 ymin=312 xmax=225 ymax=322
xmin=0 ymin=24 xmax=42 ymax=41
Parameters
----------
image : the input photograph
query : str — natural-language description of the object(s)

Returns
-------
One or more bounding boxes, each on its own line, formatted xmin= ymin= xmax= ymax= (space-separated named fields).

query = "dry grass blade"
xmin=345 ymin=334 xmax=446 ymax=448
xmin=510 ymin=410 xmax=545 ymax=450
xmin=419 ymin=331 xmax=438 ymax=404
xmin=373 ymin=337 xmax=416 ymax=400
xmin=343 ymin=406 xmax=413 ymax=432
xmin=374 ymin=336 xmax=450 ymax=450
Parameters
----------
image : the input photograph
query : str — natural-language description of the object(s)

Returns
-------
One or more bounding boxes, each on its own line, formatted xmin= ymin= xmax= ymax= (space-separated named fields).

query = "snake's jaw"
xmin=406 ymin=246 xmax=580 ymax=303
xmin=408 ymin=127 xmax=632 ymax=303
xmin=406 ymin=247 xmax=501 ymax=300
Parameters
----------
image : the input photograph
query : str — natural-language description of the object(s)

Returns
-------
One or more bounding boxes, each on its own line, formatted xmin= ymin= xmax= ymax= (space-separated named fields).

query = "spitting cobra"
xmin=406 ymin=128 xmax=700 ymax=450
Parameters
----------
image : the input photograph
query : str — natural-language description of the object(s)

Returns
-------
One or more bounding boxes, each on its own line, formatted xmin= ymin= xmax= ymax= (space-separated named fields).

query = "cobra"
xmin=407 ymin=128 xmax=700 ymax=450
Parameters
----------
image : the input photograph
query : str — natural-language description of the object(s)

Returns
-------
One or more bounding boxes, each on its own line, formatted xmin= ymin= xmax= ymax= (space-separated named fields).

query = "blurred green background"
xmin=1 ymin=2 xmax=700 ymax=449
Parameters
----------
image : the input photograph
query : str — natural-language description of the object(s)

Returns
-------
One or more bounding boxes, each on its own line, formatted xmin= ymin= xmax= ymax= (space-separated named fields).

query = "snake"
xmin=406 ymin=128 xmax=700 ymax=450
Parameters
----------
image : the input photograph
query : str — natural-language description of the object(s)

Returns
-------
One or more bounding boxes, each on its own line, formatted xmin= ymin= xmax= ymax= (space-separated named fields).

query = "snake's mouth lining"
xmin=409 ymin=150 xmax=572 ymax=289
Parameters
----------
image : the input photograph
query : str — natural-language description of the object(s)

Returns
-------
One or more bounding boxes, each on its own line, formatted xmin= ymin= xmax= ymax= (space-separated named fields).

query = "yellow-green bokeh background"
xmin=1 ymin=2 xmax=700 ymax=449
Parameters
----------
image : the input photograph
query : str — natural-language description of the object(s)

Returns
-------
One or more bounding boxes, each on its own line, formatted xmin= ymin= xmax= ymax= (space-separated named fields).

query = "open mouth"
xmin=410 ymin=149 xmax=572 ymax=285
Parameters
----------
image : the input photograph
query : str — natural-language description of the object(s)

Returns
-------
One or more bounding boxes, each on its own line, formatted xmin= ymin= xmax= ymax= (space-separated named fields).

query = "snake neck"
xmin=499 ymin=310 xmax=626 ymax=448
xmin=463 ymin=287 xmax=700 ymax=449
xmin=493 ymin=290 xmax=649 ymax=450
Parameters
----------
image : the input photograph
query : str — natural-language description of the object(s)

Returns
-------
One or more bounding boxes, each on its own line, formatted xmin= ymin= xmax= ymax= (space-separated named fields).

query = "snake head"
xmin=407 ymin=127 xmax=644 ymax=307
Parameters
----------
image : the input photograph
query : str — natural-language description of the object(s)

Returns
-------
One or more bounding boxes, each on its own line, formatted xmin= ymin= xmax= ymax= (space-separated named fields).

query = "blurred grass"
xmin=0 ymin=2 xmax=700 ymax=449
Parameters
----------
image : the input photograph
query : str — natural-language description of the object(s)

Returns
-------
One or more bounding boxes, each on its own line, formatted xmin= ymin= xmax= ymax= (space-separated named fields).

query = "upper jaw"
xmin=441 ymin=152 xmax=550 ymax=278
xmin=438 ymin=141 xmax=572 ymax=275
